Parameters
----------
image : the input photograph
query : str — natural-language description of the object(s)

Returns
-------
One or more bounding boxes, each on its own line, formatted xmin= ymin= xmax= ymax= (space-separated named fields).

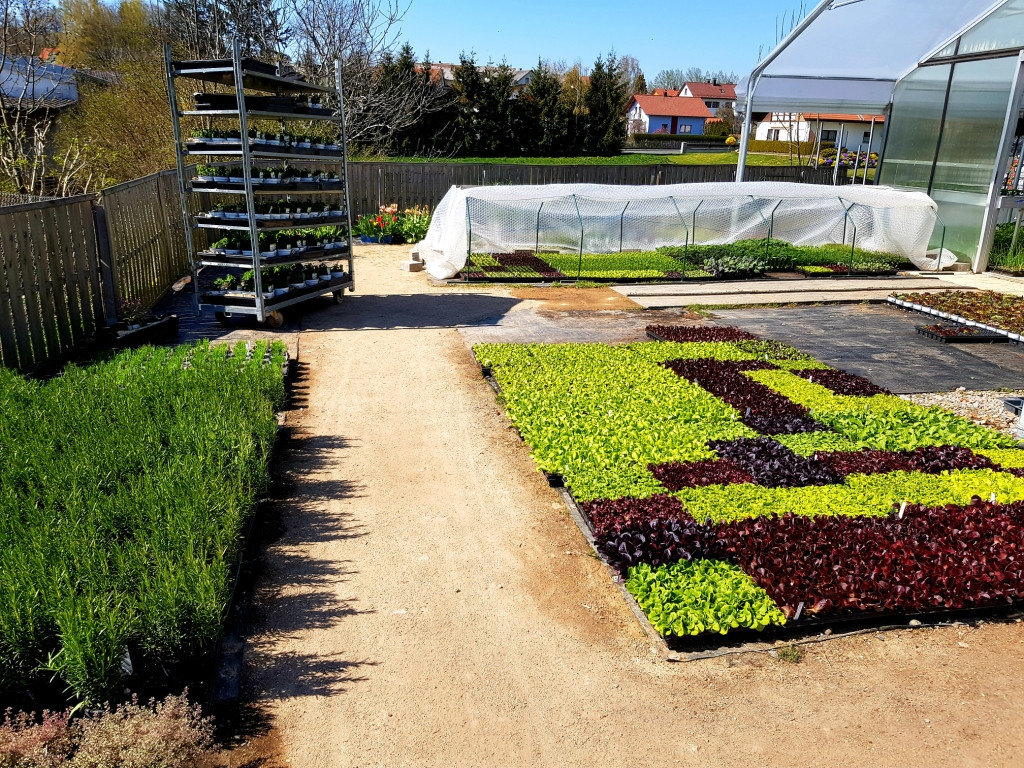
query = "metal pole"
xmin=618 ymin=200 xmax=630 ymax=253
xmin=337 ymin=59 xmax=355 ymax=292
xmin=766 ymin=200 xmax=782 ymax=261
xmin=934 ymin=211 xmax=948 ymax=272
xmin=465 ymin=198 xmax=472 ymax=281
xmin=164 ymin=43 xmax=200 ymax=316
xmin=735 ymin=0 xmax=836 ymax=182
xmin=691 ymin=200 xmax=704 ymax=248
xmin=571 ymin=195 xmax=584 ymax=281
xmin=865 ymin=118 xmax=876 ymax=185
xmin=536 ymin=201 xmax=544 ymax=254
xmin=852 ymin=142 xmax=862 ymax=182
xmin=232 ymin=38 xmax=265 ymax=321
xmin=668 ymin=195 xmax=691 ymax=262
xmin=833 ymin=123 xmax=845 ymax=185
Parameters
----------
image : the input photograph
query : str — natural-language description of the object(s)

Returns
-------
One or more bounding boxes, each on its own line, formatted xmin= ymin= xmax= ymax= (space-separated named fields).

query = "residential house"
xmin=754 ymin=111 xmax=885 ymax=152
xmin=423 ymin=63 xmax=532 ymax=93
xmin=0 ymin=56 xmax=78 ymax=112
xmin=681 ymin=81 xmax=737 ymax=112
xmin=625 ymin=92 xmax=713 ymax=135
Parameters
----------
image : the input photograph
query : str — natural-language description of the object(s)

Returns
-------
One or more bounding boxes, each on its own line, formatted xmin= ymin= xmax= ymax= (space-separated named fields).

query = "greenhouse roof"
xmin=737 ymin=0 xmax=1012 ymax=113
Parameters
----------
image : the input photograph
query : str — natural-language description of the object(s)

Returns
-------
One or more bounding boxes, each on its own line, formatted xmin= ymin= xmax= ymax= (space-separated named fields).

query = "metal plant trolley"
xmin=164 ymin=40 xmax=354 ymax=326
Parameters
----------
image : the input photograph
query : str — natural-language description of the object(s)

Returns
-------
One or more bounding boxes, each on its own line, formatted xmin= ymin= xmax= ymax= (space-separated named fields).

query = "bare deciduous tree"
xmin=0 ymin=0 xmax=89 ymax=195
xmin=288 ymin=0 xmax=447 ymax=147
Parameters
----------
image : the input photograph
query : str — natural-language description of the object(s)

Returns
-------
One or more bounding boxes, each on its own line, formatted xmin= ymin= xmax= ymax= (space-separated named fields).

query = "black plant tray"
xmin=186 ymin=139 xmax=344 ymax=157
xmin=196 ymin=212 xmax=347 ymax=229
xmin=191 ymin=179 xmax=344 ymax=192
xmin=107 ymin=315 xmax=179 ymax=349
xmin=916 ymin=325 xmax=1008 ymax=343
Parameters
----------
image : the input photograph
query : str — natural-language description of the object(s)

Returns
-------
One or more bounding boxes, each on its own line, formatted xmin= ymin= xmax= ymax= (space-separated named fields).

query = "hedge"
xmin=630 ymin=133 xmax=729 ymax=146
xmin=746 ymin=139 xmax=816 ymax=154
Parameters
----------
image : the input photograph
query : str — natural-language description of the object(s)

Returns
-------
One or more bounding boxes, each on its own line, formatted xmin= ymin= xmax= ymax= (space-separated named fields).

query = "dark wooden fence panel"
xmin=0 ymin=195 xmax=104 ymax=371
xmin=346 ymin=162 xmax=841 ymax=216
xmin=100 ymin=169 xmax=193 ymax=310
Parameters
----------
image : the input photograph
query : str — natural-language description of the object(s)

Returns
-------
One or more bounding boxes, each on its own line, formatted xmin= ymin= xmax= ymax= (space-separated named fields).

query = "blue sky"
xmin=397 ymin=0 xmax=805 ymax=79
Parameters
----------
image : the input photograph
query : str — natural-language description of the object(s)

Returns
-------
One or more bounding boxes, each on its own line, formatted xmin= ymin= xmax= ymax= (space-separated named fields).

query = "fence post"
xmin=92 ymin=201 xmax=119 ymax=326
xmin=571 ymin=194 xmax=584 ymax=281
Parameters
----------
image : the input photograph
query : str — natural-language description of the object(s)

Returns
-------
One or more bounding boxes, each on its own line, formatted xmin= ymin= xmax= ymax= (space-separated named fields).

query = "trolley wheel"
xmin=214 ymin=311 xmax=232 ymax=327
xmin=332 ymin=290 xmax=345 ymax=304
xmin=264 ymin=310 xmax=285 ymax=328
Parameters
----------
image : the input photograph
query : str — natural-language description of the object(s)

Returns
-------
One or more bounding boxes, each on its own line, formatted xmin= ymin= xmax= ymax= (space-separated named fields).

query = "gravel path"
xmin=237 ymin=246 xmax=1024 ymax=768
xmin=902 ymin=388 xmax=1024 ymax=436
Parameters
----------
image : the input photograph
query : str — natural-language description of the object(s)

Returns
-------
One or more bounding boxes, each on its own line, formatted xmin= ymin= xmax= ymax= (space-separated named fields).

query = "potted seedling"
xmin=331 ymin=263 xmax=346 ymax=279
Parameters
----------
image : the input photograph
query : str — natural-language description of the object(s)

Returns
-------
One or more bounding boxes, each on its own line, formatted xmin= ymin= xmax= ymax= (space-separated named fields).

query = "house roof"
xmin=686 ymin=81 xmax=737 ymax=100
xmin=629 ymin=94 xmax=713 ymax=119
xmin=651 ymin=88 xmax=681 ymax=97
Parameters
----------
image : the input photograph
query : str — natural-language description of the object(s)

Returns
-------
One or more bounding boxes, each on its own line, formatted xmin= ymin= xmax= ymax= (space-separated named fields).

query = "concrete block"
xmin=402 ymin=260 xmax=425 ymax=272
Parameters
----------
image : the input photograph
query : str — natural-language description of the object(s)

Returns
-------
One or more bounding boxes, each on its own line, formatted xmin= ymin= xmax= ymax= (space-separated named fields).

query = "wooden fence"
xmin=345 ymin=162 xmax=841 ymax=216
xmin=99 ymin=169 xmax=195 ymax=311
xmin=0 ymin=195 xmax=106 ymax=371
xmin=0 ymin=160 xmax=845 ymax=372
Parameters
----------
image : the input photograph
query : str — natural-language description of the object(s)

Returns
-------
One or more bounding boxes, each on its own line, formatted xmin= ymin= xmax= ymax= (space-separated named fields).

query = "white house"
xmin=755 ymin=112 xmax=885 ymax=153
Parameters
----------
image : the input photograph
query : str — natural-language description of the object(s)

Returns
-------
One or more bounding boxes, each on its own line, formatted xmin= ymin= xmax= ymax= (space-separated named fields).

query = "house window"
xmin=706 ymin=101 xmax=720 ymax=108
xmin=767 ymin=128 xmax=781 ymax=141
xmin=820 ymin=129 xmax=838 ymax=143
xmin=862 ymin=131 xmax=872 ymax=144
xmin=679 ymin=124 xmax=692 ymax=133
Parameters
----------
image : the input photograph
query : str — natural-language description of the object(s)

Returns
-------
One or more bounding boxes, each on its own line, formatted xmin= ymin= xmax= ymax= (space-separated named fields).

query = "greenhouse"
xmin=738 ymin=0 xmax=1024 ymax=272
xmin=417 ymin=181 xmax=941 ymax=279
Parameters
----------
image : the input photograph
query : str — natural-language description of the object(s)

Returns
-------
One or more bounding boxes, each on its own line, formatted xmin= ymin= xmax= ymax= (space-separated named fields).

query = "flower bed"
xmin=475 ymin=327 xmax=1024 ymax=640
xmin=0 ymin=341 xmax=287 ymax=704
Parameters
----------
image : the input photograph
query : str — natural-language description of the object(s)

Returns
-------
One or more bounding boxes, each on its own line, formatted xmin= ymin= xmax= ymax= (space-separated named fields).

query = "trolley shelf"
xmin=184 ymin=144 xmax=344 ymax=161
xmin=195 ymin=212 xmax=348 ymax=231
xmin=190 ymin=181 xmax=345 ymax=194
xmin=179 ymin=109 xmax=342 ymax=122
xmin=171 ymin=59 xmax=335 ymax=94
xmin=198 ymin=246 xmax=350 ymax=269
xmin=166 ymin=41 xmax=355 ymax=323
xmin=201 ymin=276 xmax=353 ymax=314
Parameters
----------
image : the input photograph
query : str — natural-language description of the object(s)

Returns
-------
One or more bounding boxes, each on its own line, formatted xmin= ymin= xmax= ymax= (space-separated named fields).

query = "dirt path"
xmin=237 ymin=246 xmax=1024 ymax=768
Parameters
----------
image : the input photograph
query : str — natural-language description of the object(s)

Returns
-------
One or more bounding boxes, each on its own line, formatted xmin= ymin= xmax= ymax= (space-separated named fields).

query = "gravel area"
xmin=901 ymin=388 xmax=1024 ymax=437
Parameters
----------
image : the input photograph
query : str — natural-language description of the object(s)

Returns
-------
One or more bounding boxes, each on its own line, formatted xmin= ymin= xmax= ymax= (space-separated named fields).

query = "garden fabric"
xmin=416 ymin=182 xmax=944 ymax=279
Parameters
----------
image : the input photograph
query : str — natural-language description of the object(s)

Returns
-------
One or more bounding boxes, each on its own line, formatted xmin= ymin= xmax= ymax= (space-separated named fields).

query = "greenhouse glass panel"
xmin=878 ymin=65 xmax=950 ymax=190
xmin=959 ymin=0 xmax=1024 ymax=55
xmin=930 ymin=56 xmax=1019 ymax=257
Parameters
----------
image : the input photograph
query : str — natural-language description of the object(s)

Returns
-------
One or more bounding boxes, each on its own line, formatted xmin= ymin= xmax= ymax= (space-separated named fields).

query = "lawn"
xmin=475 ymin=328 xmax=1024 ymax=640
xmin=0 ymin=340 xmax=286 ymax=704
xmin=355 ymin=153 xmax=802 ymax=167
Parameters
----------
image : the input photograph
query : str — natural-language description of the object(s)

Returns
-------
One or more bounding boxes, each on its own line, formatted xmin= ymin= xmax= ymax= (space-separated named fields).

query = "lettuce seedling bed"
xmin=474 ymin=332 xmax=1024 ymax=651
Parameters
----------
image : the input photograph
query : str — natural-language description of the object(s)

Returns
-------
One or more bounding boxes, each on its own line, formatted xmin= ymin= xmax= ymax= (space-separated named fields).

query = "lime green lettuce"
xmin=626 ymin=559 xmax=786 ymax=636
xmin=676 ymin=469 xmax=1024 ymax=523
xmin=475 ymin=342 xmax=754 ymax=500
xmin=746 ymin=369 xmax=1017 ymax=451
xmin=977 ymin=448 xmax=1024 ymax=468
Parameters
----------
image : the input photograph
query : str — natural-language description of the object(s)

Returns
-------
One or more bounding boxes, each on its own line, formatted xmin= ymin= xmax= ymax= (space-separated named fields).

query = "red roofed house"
xmin=626 ymin=92 xmax=713 ymax=135
xmin=681 ymin=81 xmax=737 ymax=111
xmin=755 ymin=112 xmax=885 ymax=153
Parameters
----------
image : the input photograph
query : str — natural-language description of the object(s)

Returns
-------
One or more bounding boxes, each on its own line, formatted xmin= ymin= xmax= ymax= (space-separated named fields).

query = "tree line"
xmin=0 ymin=0 xmax=736 ymax=195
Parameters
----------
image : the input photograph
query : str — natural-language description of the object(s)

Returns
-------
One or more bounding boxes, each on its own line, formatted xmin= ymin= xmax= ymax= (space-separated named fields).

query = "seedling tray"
xmin=916 ymin=324 xmax=1008 ymax=343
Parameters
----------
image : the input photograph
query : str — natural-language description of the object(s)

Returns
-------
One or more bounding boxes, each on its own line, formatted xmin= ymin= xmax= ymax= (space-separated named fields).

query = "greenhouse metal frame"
xmin=738 ymin=0 xmax=1024 ymax=272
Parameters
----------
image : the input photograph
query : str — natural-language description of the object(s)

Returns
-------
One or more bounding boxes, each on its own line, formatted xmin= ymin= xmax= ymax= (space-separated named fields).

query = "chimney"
xmin=712 ymin=78 xmax=719 ymax=86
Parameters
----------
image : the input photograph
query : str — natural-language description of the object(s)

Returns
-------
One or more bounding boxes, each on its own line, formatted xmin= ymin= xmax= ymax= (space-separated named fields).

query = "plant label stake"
xmin=745 ymin=407 xmax=751 ymax=417
xmin=991 ymin=492 xmax=997 ymax=504
xmin=794 ymin=601 xmax=805 ymax=621
xmin=898 ymin=501 xmax=907 ymax=520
